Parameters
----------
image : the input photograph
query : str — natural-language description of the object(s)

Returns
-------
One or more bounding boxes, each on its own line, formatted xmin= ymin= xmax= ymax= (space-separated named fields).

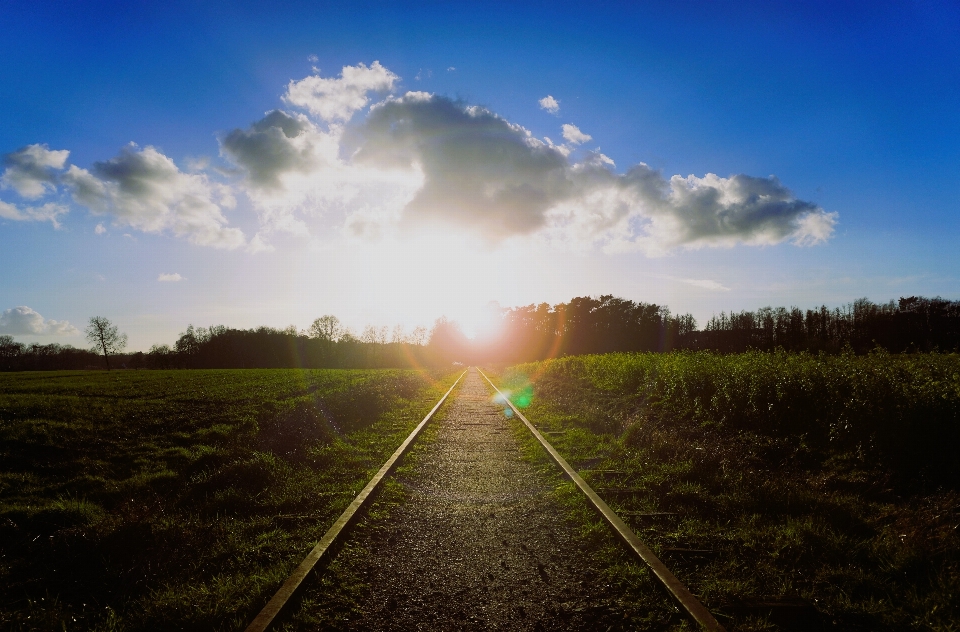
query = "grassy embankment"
xmin=0 ymin=368 xmax=458 ymax=631
xmin=499 ymin=350 xmax=960 ymax=631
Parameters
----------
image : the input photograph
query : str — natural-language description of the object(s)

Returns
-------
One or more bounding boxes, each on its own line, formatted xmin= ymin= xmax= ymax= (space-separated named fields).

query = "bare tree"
xmin=360 ymin=325 xmax=379 ymax=345
xmin=410 ymin=326 xmax=428 ymax=346
xmin=85 ymin=316 xmax=127 ymax=370
xmin=309 ymin=315 xmax=343 ymax=342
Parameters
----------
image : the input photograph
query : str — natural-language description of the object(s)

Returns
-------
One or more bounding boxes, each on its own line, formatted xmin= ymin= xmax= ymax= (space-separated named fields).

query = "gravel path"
xmin=339 ymin=367 xmax=628 ymax=631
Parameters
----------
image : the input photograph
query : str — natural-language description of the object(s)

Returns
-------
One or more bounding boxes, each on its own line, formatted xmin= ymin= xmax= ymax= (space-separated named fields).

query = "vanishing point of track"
xmin=244 ymin=367 xmax=726 ymax=632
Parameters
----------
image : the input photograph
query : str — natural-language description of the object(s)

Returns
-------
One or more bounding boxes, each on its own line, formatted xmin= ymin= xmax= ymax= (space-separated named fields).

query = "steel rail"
xmin=244 ymin=369 xmax=468 ymax=632
xmin=477 ymin=368 xmax=726 ymax=632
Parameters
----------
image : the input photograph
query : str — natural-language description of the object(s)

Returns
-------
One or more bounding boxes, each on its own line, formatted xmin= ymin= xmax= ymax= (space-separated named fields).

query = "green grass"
xmin=0 ymin=368 xmax=459 ymax=631
xmin=499 ymin=351 xmax=960 ymax=631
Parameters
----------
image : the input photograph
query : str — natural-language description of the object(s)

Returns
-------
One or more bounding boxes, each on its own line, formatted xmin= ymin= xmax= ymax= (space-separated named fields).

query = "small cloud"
xmin=792 ymin=209 xmax=838 ymax=246
xmin=539 ymin=95 xmax=560 ymax=114
xmin=561 ymin=123 xmax=592 ymax=145
xmin=157 ymin=273 xmax=183 ymax=282
xmin=0 ymin=200 xmax=69 ymax=228
xmin=123 ymin=233 xmax=134 ymax=240
xmin=447 ymin=66 xmax=456 ymax=72
xmin=682 ymin=278 xmax=731 ymax=291
xmin=307 ymin=54 xmax=318 ymax=63
xmin=95 ymin=223 xmax=106 ymax=234
xmin=284 ymin=61 xmax=398 ymax=122
xmin=0 ymin=306 xmax=78 ymax=336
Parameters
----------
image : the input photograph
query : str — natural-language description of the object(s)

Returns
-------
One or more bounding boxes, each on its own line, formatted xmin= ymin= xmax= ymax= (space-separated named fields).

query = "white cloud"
xmin=561 ymin=124 xmax=592 ymax=145
xmin=539 ymin=95 xmax=560 ymax=114
xmin=0 ymin=62 xmax=836 ymax=257
xmin=0 ymin=306 xmax=78 ymax=336
xmin=157 ymin=273 xmax=183 ymax=282
xmin=184 ymin=155 xmax=210 ymax=172
xmin=220 ymin=110 xmax=325 ymax=189
xmin=62 ymin=144 xmax=245 ymax=249
xmin=345 ymin=92 xmax=836 ymax=251
xmin=1 ymin=144 xmax=70 ymax=198
xmin=218 ymin=64 xmax=837 ymax=254
xmin=792 ymin=208 xmax=839 ymax=245
xmin=617 ymin=170 xmax=838 ymax=253
xmin=447 ymin=66 xmax=456 ymax=72
xmin=307 ymin=54 xmax=318 ymax=63
xmin=220 ymin=107 xmax=422 ymax=243
xmin=350 ymin=94 xmax=569 ymax=237
xmin=247 ymin=232 xmax=275 ymax=253
xmin=0 ymin=200 xmax=69 ymax=227
xmin=282 ymin=61 xmax=398 ymax=122
xmin=682 ymin=279 xmax=731 ymax=291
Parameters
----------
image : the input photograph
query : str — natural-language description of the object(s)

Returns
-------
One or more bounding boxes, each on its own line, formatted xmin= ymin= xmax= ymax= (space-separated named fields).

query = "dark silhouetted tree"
xmin=85 ymin=316 xmax=127 ymax=370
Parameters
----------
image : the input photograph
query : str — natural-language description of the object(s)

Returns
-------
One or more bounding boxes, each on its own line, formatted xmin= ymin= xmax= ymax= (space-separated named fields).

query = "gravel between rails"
xmin=310 ymin=367 xmax=632 ymax=631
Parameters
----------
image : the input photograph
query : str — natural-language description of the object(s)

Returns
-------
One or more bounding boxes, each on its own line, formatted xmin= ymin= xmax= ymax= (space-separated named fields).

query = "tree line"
xmin=475 ymin=295 xmax=958 ymax=361
xmin=143 ymin=319 xmax=432 ymax=370
xmin=1 ymin=295 xmax=958 ymax=371
xmin=684 ymin=296 xmax=960 ymax=354
xmin=452 ymin=295 xmax=696 ymax=365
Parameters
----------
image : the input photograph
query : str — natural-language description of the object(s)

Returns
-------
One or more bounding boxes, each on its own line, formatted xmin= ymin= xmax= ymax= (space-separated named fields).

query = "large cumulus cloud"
xmin=219 ymin=96 xmax=423 ymax=241
xmin=2 ymin=61 xmax=835 ymax=255
xmin=348 ymin=94 xmax=573 ymax=236
xmin=0 ymin=306 xmax=77 ymax=336
xmin=218 ymin=64 xmax=836 ymax=252
xmin=62 ymin=144 xmax=244 ymax=249
xmin=338 ymin=92 xmax=837 ymax=251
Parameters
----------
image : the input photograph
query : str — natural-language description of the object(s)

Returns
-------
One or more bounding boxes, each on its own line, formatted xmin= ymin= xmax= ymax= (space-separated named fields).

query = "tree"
xmin=309 ymin=315 xmax=343 ymax=342
xmin=0 ymin=334 xmax=24 ymax=358
xmin=175 ymin=325 xmax=200 ymax=357
xmin=409 ymin=326 xmax=428 ymax=346
xmin=86 ymin=316 xmax=127 ymax=370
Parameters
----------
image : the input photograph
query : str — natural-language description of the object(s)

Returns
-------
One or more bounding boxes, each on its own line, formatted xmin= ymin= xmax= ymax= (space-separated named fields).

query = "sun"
xmin=454 ymin=302 xmax=504 ymax=341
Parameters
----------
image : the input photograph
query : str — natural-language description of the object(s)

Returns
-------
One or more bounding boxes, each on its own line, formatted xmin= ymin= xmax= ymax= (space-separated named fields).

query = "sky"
xmin=2 ymin=0 xmax=959 ymax=351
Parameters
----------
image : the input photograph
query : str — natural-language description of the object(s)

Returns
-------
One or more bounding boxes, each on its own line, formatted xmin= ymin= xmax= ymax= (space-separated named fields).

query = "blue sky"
xmin=2 ymin=0 xmax=958 ymax=350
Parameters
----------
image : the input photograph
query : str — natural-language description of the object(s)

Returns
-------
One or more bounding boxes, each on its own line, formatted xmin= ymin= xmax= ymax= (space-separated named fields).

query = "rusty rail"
xmin=477 ymin=368 xmax=726 ymax=632
xmin=244 ymin=369 xmax=467 ymax=632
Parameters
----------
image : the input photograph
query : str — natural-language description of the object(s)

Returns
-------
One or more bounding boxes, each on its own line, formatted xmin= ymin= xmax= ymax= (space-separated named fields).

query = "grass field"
xmin=499 ymin=351 xmax=960 ymax=631
xmin=0 ymin=368 xmax=458 ymax=631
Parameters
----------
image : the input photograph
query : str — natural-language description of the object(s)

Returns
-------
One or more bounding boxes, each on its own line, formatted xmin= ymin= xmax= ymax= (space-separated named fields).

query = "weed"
xmin=500 ymin=352 xmax=960 ymax=631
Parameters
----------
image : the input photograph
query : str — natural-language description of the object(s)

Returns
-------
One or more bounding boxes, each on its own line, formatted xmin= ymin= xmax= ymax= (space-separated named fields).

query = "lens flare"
xmin=491 ymin=381 xmax=533 ymax=417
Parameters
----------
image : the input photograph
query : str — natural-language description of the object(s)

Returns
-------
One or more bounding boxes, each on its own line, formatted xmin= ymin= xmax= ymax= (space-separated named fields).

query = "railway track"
xmin=245 ymin=367 xmax=726 ymax=631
